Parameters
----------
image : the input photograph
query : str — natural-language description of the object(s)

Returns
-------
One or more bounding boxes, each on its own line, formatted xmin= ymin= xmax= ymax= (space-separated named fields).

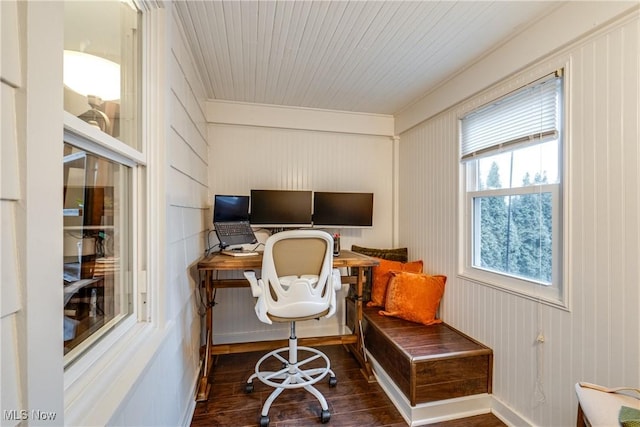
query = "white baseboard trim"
xmin=491 ymin=396 xmax=533 ymax=427
xmin=183 ymin=359 xmax=203 ymax=427
xmin=182 ymin=396 xmax=197 ymax=427
xmin=367 ymin=351 xmax=492 ymax=426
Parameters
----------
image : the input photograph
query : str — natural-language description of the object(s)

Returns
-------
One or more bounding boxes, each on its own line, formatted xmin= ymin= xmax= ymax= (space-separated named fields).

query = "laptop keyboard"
xmin=215 ymin=221 xmax=254 ymax=237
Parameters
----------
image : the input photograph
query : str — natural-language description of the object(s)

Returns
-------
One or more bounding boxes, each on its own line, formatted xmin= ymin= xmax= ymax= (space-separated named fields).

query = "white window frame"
xmin=458 ymin=68 xmax=569 ymax=309
xmin=62 ymin=1 xmax=163 ymax=405
xmin=62 ymin=115 xmax=147 ymax=366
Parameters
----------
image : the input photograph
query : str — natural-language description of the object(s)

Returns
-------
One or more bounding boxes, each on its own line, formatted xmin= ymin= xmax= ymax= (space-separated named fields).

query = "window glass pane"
xmin=63 ymin=144 xmax=132 ymax=363
xmin=63 ymin=0 xmax=141 ymax=149
xmin=474 ymin=192 xmax=553 ymax=284
xmin=472 ymin=139 xmax=559 ymax=191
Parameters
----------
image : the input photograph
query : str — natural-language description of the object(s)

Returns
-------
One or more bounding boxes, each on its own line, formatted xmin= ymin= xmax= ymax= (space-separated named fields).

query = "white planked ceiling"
xmin=175 ymin=1 xmax=562 ymax=115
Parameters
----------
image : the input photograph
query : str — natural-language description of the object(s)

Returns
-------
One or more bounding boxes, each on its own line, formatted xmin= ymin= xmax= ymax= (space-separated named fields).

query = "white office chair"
xmin=243 ymin=230 xmax=342 ymax=427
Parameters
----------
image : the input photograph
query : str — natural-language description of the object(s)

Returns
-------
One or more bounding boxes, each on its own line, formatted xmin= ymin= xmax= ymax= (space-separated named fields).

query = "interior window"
xmin=62 ymin=0 xmax=142 ymax=366
xmin=63 ymin=144 xmax=132 ymax=360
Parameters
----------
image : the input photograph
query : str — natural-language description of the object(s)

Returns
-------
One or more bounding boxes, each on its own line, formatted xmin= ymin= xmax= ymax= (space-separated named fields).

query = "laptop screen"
xmin=213 ymin=195 xmax=250 ymax=222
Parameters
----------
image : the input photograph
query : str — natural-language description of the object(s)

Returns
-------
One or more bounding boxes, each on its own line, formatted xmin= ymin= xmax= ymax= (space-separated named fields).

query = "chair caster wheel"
xmin=259 ymin=415 xmax=269 ymax=427
xmin=245 ymin=383 xmax=254 ymax=393
xmin=328 ymin=376 xmax=337 ymax=387
xmin=320 ymin=409 xmax=331 ymax=423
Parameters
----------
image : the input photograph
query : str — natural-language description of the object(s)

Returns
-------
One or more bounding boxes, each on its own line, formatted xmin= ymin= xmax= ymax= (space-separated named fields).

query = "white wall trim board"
xmin=206 ymin=99 xmax=395 ymax=137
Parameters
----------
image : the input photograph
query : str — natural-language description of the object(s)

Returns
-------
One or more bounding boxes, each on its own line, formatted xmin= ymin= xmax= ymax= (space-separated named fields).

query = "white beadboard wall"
xmin=398 ymin=10 xmax=640 ymax=427
xmin=206 ymin=119 xmax=395 ymax=342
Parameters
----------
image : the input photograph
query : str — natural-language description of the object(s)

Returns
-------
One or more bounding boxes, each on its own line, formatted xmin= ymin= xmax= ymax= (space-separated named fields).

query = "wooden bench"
xmin=348 ymin=302 xmax=493 ymax=407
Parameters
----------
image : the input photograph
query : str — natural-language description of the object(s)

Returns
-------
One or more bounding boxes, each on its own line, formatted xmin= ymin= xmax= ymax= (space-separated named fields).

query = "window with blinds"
xmin=459 ymin=71 xmax=565 ymax=306
xmin=461 ymin=72 xmax=562 ymax=162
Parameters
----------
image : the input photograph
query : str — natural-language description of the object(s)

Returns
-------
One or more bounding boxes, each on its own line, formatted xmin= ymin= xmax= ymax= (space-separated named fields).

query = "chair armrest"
xmin=243 ymin=270 xmax=262 ymax=298
xmin=331 ymin=268 xmax=342 ymax=291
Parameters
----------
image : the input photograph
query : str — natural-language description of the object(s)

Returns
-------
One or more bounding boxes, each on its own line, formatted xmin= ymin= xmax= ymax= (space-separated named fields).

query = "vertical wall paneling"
xmin=398 ymin=11 xmax=640 ymax=426
xmin=207 ymin=120 xmax=395 ymax=342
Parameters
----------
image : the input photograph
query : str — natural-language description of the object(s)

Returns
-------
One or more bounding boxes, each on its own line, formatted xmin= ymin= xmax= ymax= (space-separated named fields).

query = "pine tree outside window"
xmin=460 ymin=72 xmax=565 ymax=306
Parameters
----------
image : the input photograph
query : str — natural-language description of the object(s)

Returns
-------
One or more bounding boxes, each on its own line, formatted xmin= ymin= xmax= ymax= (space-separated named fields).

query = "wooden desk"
xmin=195 ymin=249 xmax=379 ymax=401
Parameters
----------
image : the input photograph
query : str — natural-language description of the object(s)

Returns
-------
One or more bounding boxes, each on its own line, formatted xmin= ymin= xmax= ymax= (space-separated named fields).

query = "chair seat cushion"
xmin=279 ymin=275 xmax=318 ymax=289
xmin=575 ymin=383 xmax=640 ymax=426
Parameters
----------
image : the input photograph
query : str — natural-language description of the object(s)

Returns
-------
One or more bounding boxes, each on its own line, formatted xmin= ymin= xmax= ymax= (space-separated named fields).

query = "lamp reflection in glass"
xmin=63 ymin=50 xmax=120 ymax=134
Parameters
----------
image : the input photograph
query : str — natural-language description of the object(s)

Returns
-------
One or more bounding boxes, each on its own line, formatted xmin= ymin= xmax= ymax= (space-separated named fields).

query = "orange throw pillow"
xmin=379 ymin=272 xmax=446 ymax=326
xmin=366 ymin=258 xmax=423 ymax=307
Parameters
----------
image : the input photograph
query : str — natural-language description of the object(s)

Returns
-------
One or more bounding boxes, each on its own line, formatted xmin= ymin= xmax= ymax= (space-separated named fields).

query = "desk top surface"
xmin=197 ymin=249 xmax=379 ymax=271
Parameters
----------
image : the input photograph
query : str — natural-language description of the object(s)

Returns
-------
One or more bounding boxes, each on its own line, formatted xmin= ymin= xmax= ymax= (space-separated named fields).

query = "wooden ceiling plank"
xmin=348 ymin=2 xmax=452 ymax=112
xmin=204 ymin=0 xmax=235 ymax=100
xmin=222 ymin=1 xmax=245 ymax=100
xmin=300 ymin=1 xmax=366 ymax=107
xmin=173 ymin=3 xmax=215 ymax=98
xmin=263 ymin=0 xmax=295 ymax=102
xmin=381 ymin=3 xmax=524 ymax=111
xmin=240 ymin=1 xmax=259 ymax=102
xmin=321 ymin=1 xmax=387 ymax=109
xmin=273 ymin=0 xmax=315 ymax=105
xmin=295 ymin=1 xmax=350 ymax=107
xmin=281 ymin=1 xmax=332 ymax=106
xmin=255 ymin=1 xmax=277 ymax=103
xmin=322 ymin=1 xmax=409 ymax=110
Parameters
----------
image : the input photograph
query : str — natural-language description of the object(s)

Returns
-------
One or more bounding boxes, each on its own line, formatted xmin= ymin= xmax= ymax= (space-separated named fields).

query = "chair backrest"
xmin=272 ymin=237 xmax=326 ymax=277
xmin=260 ymin=230 xmax=335 ymax=321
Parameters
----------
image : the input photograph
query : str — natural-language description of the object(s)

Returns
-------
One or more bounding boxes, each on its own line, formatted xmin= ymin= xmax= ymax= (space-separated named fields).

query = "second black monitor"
xmin=250 ymin=190 xmax=313 ymax=227
xmin=313 ymin=192 xmax=373 ymax=227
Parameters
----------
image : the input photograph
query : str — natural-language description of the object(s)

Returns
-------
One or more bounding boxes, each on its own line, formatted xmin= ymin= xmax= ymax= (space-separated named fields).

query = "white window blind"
xmin=461 ymin=72 xmax=562 ymax=161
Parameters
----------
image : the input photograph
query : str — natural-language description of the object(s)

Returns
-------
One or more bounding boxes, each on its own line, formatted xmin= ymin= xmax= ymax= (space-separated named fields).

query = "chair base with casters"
xmin=245 ymin=322 xmax=337 ymax=427
xmin=243 ymin=230 xmax=342 ymax=427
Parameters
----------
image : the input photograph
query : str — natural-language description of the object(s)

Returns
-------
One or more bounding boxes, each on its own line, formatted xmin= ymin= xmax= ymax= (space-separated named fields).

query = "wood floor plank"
xmin=190 ymin=344 xmax=505 ymax=427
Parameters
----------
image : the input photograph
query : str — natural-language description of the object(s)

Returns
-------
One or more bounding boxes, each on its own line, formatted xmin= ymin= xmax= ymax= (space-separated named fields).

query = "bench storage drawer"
xmin=360 ymin=305 xmax=493 ymax=406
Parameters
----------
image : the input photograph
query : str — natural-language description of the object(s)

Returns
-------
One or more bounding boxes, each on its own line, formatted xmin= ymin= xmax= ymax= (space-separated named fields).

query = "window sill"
xmin=64 ymin=321 xmax=170 ymax=426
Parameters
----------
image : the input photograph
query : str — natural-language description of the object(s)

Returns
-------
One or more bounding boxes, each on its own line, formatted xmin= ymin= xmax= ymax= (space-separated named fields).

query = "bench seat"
xmin=360 ymin=305 xmax=493 ymax=406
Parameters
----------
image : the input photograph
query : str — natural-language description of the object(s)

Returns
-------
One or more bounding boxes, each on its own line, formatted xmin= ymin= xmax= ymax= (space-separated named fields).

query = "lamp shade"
xmin=63 ymin=50 xmax=120 ymax=101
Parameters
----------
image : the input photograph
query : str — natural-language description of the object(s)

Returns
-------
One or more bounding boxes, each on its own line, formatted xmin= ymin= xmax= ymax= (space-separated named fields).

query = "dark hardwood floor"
xmin=190 ymin=345 xmax=506 ymax=427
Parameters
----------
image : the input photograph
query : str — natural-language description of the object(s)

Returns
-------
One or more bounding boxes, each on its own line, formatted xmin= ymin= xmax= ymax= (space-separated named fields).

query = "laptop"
xmin=213 ymin=195 xmax=257 ymax=249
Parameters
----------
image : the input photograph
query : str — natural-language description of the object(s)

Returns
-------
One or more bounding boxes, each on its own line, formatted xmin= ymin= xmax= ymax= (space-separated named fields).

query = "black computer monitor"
xmin=312 ymin=192 xmax=373 ymax=227
xmin=250 ymin=190 xmax=313 ymax=227
xmin=213 ymin=195 xmax=250 ymax=222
